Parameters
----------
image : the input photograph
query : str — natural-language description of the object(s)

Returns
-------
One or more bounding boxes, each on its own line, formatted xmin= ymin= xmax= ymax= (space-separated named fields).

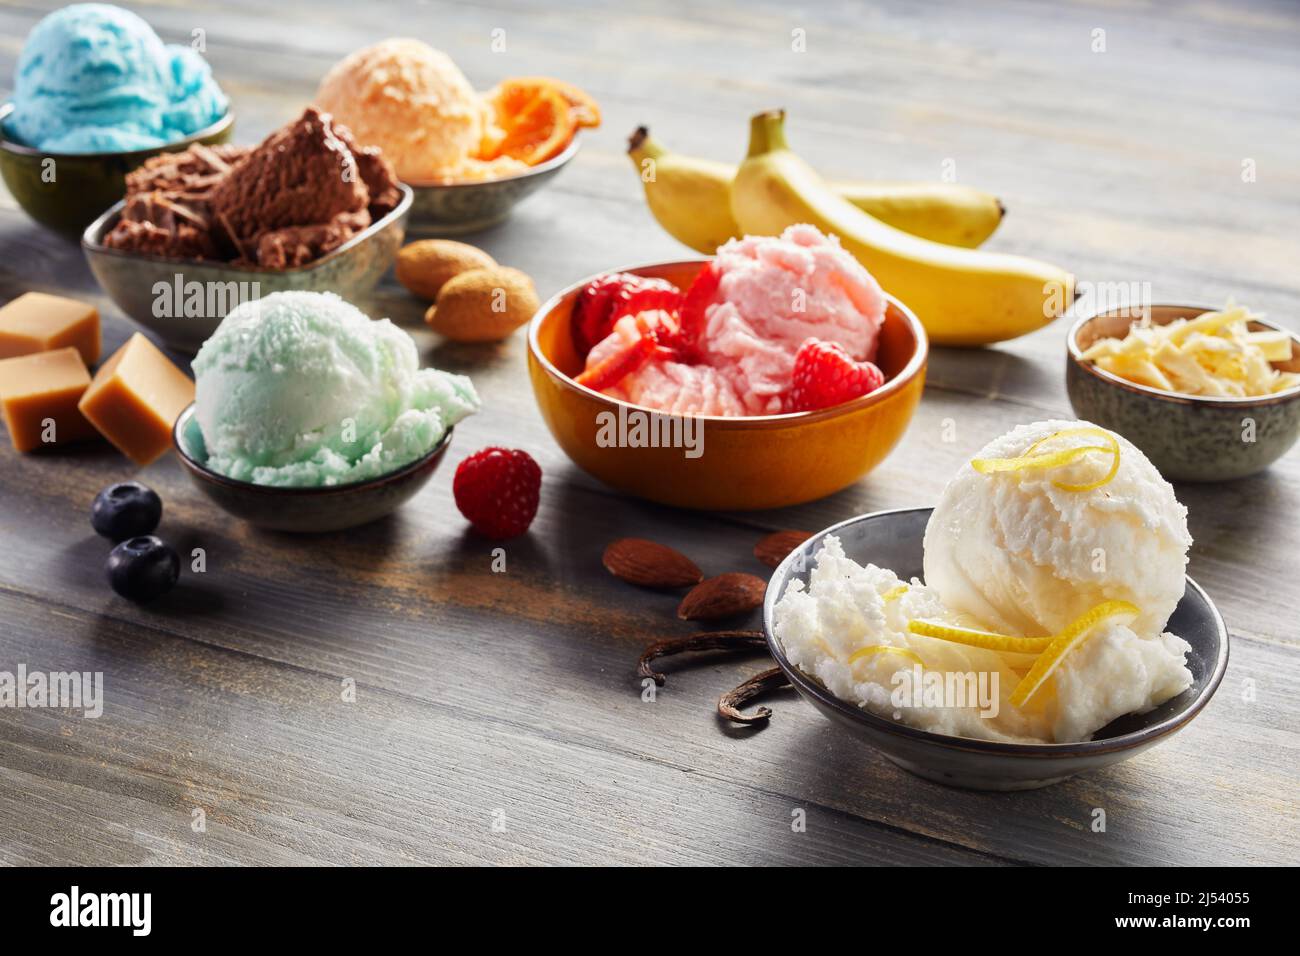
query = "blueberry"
xmin=106 ymin=536 xmax=179 ymax=603
xmin=92 ymin=482 xmax=162 ymax=541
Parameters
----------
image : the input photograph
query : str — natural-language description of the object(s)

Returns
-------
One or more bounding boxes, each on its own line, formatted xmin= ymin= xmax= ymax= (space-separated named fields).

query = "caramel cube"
xmin=0 ymin=292 xmax=101 ymax=366
xmin=78 ymin=333 xmax=195 ymax=465
xmin=0 ymin=347 xmax=99 ymax=452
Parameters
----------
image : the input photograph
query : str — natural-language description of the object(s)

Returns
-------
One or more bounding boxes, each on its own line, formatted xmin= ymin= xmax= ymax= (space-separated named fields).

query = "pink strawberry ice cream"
xmin=582 ymin=225 xmax=886 ymax=416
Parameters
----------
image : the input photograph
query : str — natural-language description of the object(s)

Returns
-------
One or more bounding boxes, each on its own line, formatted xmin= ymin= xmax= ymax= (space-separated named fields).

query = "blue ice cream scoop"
xmin=5 ymin=3 xmax=228 ymax=153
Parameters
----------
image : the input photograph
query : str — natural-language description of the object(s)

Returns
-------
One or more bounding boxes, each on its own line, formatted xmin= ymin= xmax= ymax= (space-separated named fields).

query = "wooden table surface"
xmin=1 ymin=0 xmax=1297 ymax=866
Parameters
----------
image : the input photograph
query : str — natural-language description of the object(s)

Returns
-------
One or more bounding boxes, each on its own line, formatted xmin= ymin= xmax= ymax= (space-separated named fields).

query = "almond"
xmin=425 ymin=266 xmax=539 ymax=343
xmin=677 ymin=573 xmax=767 ymax=621
xmin=603 ymin=538 xmax=703 ymax=589
xmin=754 ymin=530 xmax=812 ymax=568
xmin=396 ymin=240 xmax=497 ymax=301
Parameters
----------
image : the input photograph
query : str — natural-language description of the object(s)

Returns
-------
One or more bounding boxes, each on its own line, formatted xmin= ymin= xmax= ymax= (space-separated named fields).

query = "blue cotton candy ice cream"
xmin=5 ymin=4 xmax=228 ymax=153
xmin=193 ymin=292 xmax=479 ymax=488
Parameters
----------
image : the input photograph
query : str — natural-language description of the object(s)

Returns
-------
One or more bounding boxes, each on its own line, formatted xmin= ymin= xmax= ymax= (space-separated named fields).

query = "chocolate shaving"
xmin=188 ymin=142 xmax=234 ymax=175
xmin=636 ymin=630 xmax=768 ymax=686
xmin=718 ymin=666 xmax=791 ymax=724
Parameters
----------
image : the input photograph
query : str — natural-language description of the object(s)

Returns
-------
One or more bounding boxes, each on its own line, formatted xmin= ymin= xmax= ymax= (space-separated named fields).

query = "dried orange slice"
xmin=487 ymin=87 xmax=575 ymax=166
xmin=1008 ymin=600 xmax=1139 ymax=707
xmin=496 ymin=76 xmax=601 ymax=127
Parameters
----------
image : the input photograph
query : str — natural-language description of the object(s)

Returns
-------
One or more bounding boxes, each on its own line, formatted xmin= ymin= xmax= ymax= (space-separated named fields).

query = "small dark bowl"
xmin=83 ymin=185 xmax=413 ymax=353
xmin=405 ymin=136 xmax=580 ymax=235
xmin=763 ymin=507 xmax=1229 ymax=791
xmin=173 ymin=404 xmax=451 ymax=532
xmin=0 ymin=102 xmax=234 ymax=236
xmin=1068 ymin=304 xmax=1300 ymax=481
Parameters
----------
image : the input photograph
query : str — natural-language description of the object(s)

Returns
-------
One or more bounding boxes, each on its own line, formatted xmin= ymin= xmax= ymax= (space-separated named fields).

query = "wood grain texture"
xmin=1 ymin=0 xmax=1297 ymax=866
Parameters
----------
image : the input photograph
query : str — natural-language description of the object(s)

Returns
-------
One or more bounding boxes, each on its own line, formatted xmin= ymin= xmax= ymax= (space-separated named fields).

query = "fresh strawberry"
xmin=676 ymin=262 xmax=721 ymax=358
xmin=643 ymin=311 xmax=689 ymax=358
xmin=616 ymin=286 xmax=680 ymax=322
xmin=575 ymin=316 xmax=658 ymax=391
xmin=571 ymin=272 xmax=680 ymax=358
xmin=788 ymin=337 xmax=885 ymax=412
xmin=453 ymin=447 xmax=542 ymax=540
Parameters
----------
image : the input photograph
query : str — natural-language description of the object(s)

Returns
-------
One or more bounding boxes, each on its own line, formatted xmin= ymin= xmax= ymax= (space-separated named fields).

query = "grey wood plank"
xmin=0 ymin=0 xmax=1297 ymax=866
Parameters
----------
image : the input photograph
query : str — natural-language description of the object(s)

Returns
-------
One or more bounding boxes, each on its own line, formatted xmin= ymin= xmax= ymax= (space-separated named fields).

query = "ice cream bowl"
xmin=172 ymin=404 xmax=452 ymax=533
xmin=1067 ymin=304 xmax=1300 ymax=481
xmin=0 ymin=103 xmax=234 ymax=236
xmin=81 ymin=184 xmax=413 ymax=353
xmin=405 ymin=137 xmax=581 ymax=235
xmin=763 ymin=507 xmax=1230 ymax=791
xmin=528 ymin=259 xmax=927 ymax=511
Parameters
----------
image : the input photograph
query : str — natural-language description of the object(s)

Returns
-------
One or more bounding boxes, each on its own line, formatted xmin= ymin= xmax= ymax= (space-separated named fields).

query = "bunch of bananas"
xmin=628 ymin=111 xmax=1074 ymax=346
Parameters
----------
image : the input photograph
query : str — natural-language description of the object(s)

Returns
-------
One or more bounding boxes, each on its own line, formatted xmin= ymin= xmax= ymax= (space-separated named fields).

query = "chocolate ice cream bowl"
xmin=0 ymin=103 xmax=234 ymax=236
xmin=405 ymin=136 xmax=580 ymax=235
xmin=173 ymin=404 xmax=453 ymax=533
xmin=81 ymin=184 xmax=413 ymax=353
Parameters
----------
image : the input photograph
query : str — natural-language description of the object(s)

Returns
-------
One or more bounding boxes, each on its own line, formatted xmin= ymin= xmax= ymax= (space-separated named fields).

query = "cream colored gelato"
xmin=772 ymin=420 xmax=1194 ymax=744
xmin=924 ymin=419 xmax=1190 ymax=638
xmin=314 ymin=38 xmax=524 ymax=184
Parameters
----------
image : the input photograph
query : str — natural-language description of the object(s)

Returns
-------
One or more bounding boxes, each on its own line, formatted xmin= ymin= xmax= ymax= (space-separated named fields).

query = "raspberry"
xmin=453 ymin=447 xmax=542 ymax=540
xmin=676 ymin=262 xmax=721 ymax=358
xmin=571 ymin=273 xmax=680 ymax=358
xmin=788 ymin=337 xmax=885 ymax=412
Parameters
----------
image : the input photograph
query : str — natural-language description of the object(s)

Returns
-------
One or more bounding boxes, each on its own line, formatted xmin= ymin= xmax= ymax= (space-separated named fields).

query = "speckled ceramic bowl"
xmin=405 ymin=137 xmax=579 ymax=235
xmin=173 ymin=404 xmax=452 ymax=532
xmin=1068 ymin=304 xmax=1300 ymax=481
xmin=82 ymin=185 xmax=412 ymax=353
xmin=528 ymin=259 xmax=927 ymax=511
xmin=764 ymin=508 xmax=1230 ymax=791
xmin=0 ymin=103 xmax=234 ymax=236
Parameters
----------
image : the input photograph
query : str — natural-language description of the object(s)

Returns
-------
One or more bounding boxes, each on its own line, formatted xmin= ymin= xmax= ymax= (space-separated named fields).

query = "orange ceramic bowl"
xmin=527 ymin=259 xmax=927 ymax=510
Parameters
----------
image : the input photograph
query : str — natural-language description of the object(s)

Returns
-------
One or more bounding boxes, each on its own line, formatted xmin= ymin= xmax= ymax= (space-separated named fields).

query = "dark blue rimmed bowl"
xmin=763 ymin=507 xmax=1229 ymax=791
xmin=173 ymin=404 xmax=452 ymax=532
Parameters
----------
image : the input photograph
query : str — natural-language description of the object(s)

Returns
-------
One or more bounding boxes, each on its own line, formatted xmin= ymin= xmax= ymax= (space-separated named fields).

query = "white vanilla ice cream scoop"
xmin=923 ymin=419 xmax=1190 ymax=639
xmin=773 ymin=420 xmax=1195 ymax=744
xmin=193 ymin=291 xmax=478 ymax=487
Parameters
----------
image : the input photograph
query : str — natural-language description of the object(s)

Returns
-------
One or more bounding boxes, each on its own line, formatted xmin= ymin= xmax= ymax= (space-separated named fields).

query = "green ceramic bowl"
xmin=173 ymin=404 xmax=453 ymax=532
xmin=406 ymin=136 xmax=580 ymax=235
xmin=0 ymin=102 xmax=234 ymax=236
xmin=1067 ymin=304 xmax=1300 ymax=481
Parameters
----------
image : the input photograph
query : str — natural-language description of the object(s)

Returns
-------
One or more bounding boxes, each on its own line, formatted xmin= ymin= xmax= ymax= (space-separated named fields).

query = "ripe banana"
xmin=627 ymin=126 xmax=1005 ymax=253
xmin=730 ymin=111 xmax=1074 ymax=347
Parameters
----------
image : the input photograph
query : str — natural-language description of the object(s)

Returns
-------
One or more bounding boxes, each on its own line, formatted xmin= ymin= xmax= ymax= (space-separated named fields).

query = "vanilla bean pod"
xmin=636 ymin=630 xmax=768 ymax=686
xmin=718 ymin=666 xmax=791 ymax=724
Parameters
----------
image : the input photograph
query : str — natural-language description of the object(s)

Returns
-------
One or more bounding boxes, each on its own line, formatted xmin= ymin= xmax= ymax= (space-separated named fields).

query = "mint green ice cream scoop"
xmin=193 ymin=291 xmax=478 ymax=488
